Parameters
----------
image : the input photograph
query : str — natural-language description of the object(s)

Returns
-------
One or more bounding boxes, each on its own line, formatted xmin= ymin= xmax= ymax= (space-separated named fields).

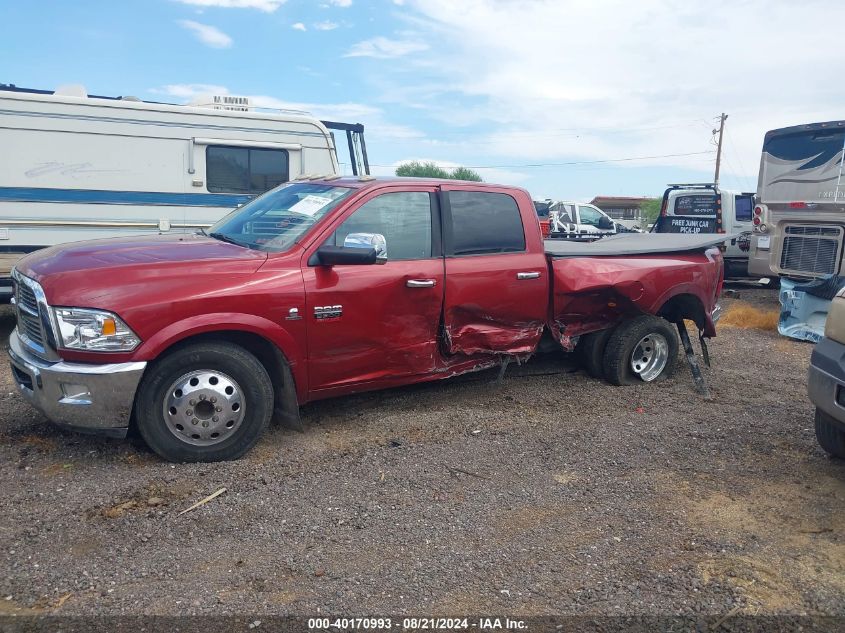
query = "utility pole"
xmin=713 ymin=113 xmax=728 ymax=185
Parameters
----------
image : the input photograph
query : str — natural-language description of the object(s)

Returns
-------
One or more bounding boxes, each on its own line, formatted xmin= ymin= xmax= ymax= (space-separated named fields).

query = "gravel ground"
xmin=0 ymin=286 xmax=843 ymax=618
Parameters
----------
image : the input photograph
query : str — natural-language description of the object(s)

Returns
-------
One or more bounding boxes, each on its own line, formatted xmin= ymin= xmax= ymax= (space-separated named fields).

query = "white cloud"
xmin=291 ymin=22 xmax=307 ymax=31
xmin=372 ymin=0 xmax=845 ymax=181
xmin=178 ymin=20 xmax=233 ymax=48
xmin=152 ymin=83 xmax=229 ymax=98
xmin=344 ymin=36 xmax=427 ymax=58
xmin=173 ymin=0 xmax=286 ymax=11
xmin=327 ymin=0 xmax=353 ymax=6
xmin=151 ymin=84 xmax=425 ymax=157
xmin=314 ymin=20 xmax=339 ymax=31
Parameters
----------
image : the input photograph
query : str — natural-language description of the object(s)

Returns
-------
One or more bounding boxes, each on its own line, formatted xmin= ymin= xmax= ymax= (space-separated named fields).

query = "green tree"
xmin=450 ymin=166 xmax=483 ymax=182
xmin=395 ymin=161 xmax=451 ymax=179
xmin=640 ymin=198 xmax=662 ymax=226
xmin=395 ymin=161 xmax=483 ymax=182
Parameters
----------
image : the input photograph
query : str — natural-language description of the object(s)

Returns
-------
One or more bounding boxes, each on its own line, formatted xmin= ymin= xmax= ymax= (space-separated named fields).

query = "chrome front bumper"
xmin=7 ymin=328 xmax=147 ymax=435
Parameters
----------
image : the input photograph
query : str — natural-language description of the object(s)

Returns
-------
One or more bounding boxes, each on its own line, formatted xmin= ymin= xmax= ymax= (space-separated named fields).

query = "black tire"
xmin=134 ymin=342 xmax=273 ymax=462
xmin=577 ymin=328 xmax=614 ymax=378
xmin=602 ymin=315 xmax=679 ymax=386
xmin=815 ymin=408 xmax=845 ymax=459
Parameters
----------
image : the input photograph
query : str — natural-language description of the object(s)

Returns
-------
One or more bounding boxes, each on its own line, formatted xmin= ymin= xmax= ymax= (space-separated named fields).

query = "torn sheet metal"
xmin=778 ymin=275 xmax=845 ymax=343
xmin=444 ymin=317 xmax=545 ymax=356
xmin=550 ymin=253 xmax=722 ymax=341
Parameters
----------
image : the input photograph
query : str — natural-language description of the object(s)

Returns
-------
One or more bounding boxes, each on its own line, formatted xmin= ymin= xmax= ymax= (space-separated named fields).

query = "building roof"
xmin=590 ymin=196 xmax=651 ymax=207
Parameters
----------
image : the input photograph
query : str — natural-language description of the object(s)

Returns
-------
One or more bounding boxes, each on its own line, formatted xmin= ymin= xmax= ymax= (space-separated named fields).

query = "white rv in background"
xmin=0 ymin=84 xmax=369 ymax=298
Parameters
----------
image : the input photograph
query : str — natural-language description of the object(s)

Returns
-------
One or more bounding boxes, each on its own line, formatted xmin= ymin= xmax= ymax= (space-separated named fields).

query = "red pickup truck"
xmin=8 ymin=178 xmax=724 ymax=462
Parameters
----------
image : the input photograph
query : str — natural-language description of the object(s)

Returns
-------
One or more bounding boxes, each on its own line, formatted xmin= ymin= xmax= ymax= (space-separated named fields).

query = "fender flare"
xmin=134 ymin=312 xmax=308 ymax=401
xmin=648 ymin=284 xmax=715 ymax=335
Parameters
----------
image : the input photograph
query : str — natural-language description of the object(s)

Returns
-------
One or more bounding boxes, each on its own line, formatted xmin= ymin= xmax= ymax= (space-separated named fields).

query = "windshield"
xmin=207 ymin=183 xmax=354 ymax=252
xmin=761 ymin=127 xmax=845 ymax=204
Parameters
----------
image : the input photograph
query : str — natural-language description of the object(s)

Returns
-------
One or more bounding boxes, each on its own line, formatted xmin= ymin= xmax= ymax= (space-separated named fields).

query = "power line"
xmin=369 ymin=150 xmax=715 ymax=170
xmin=419 ymin=121 xmax=707 ymax=143
xmin=725 ymin=126 xmax=755 ymax=192
xmin=368 ymin=120 xmax=710 ymax=144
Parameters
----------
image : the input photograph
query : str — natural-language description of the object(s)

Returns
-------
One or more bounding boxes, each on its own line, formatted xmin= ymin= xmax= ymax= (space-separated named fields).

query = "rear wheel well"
xmin=657 ymin=293 xmax=706 ymax=331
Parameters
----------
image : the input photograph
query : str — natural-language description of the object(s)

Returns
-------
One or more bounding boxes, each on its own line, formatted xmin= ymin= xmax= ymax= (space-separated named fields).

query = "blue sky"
xmin=3 ymin=0 xmax=843 ymax=200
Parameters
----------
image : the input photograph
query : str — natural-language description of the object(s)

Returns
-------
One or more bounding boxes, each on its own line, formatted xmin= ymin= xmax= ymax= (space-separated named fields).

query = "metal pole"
xmin=714 ymin=113 xmax=728 ymax=185
xmin=359 ymin=131 xmax=371 ymax=175
xmin=346 ymin=130 xmax=358 ymax=176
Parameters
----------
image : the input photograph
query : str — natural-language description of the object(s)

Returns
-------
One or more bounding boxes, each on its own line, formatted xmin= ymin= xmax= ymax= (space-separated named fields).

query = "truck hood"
xmin=16 ymin=233 xmax=269 ymax=307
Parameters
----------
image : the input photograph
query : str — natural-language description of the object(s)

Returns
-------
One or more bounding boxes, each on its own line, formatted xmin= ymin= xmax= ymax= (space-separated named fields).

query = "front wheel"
xmin=134 ymin=342 xmax=274 ymax=462
xmin=602 ymin=315 xmax=679 ymax=385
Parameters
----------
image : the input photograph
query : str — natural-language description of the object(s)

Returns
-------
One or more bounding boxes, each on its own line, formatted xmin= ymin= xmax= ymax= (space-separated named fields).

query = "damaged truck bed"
xmin=9 ymin=177 xmax=725 ymax=461
xmin=546 ymin=233 xmax=726 ymax=343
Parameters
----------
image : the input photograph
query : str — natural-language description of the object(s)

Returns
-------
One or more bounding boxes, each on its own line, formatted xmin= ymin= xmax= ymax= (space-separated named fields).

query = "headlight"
xmin=53 ymin=307 xmax=140 ymax=352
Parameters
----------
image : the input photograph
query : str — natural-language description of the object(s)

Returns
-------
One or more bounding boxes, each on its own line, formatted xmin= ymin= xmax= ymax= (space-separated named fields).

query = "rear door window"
xmin=448 ymin=191 xmax=526 ymax=255
xmin=660 ymin=193 xmax=718 ymax=233
xmin=673 ymin=194 xmax=718 ymax=216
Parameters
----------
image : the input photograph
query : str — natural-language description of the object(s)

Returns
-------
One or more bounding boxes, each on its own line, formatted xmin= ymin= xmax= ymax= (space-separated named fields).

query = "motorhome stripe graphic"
xmin=0 ymin=187 xmax=252 ymax=207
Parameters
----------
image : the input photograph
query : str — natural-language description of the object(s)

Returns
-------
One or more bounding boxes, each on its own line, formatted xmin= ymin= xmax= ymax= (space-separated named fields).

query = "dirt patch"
xmin=655 ymin=469 xmax=845 ymax=613
xmin=89 ymin=479 xmax=198 ymax=519
xmin=1 ymin=293 xmax=844 ymax=617
xmin=719 ymin=301 xmax=779 ymax=331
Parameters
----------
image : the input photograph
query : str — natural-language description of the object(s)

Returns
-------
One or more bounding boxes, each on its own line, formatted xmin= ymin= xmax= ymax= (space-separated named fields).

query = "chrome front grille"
xmin=17 ymin=282 xmax=37 ymax=313
xmin=11 ymin=270 xmax=52 ymax=357
xmin=779 ymin=225 xmax=843 ymax=276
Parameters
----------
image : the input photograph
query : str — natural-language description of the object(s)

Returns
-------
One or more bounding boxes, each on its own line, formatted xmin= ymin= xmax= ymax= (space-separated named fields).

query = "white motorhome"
xmin=0 ymin=84 xmax=369 ymax=298
xmin=748 ymin=120 xmax=845 ymax=280
xmin=652 ymin=184 xmax=755 ymax=278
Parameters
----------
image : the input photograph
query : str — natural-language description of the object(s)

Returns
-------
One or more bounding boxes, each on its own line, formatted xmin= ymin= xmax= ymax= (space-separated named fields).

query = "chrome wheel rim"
xmin=163 ymin=370 xmax=246 ymax=446
xmin=630 ymin=333 xmax=669 ymax=382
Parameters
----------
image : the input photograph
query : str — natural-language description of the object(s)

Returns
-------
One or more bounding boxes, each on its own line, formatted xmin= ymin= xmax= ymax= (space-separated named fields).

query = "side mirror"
xmin=343 ymin=233 xmax=387 ymax=264
xmin=310 ymin=232 xmax=388 ymax=266
xmin=598 ymin=216 xmax=614 ymax=230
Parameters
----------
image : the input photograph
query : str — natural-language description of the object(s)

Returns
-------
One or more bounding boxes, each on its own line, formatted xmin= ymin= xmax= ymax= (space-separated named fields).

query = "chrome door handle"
xmin=516 ymin=272 xmax=541 ymax=280
xmin=406 ymin=279 xmax=437 ymax=288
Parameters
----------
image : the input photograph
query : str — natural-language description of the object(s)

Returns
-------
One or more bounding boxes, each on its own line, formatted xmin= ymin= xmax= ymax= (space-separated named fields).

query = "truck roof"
xmin=305 ymin=176 xmax=525 ymax=191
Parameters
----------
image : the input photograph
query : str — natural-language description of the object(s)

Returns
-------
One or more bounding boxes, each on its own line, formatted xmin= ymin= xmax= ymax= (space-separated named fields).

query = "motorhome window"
xmin=331 ymin=192 xmax=433 ymax=261
xmin=208 ymin=183 xmax=353 ymax=252
xmin=206 ymin=146 xmax=289 ymax=194
xmin=449 ymin=191 xmax=525 ymax=255
xmin=735 ymin=195 xmax=754 ymax=221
